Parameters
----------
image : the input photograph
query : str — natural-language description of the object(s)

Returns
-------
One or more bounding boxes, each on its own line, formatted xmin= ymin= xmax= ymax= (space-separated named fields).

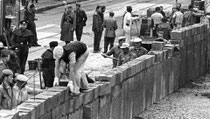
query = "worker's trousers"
xmin=68 ymin=48 xmax=89 ymax=94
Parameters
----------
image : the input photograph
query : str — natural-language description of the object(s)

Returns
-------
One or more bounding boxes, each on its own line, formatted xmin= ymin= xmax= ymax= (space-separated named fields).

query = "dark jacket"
xmin=92 ymin=11 xmax=103 ymax=32
xmin=10 ymin=28 xmax=33 ymax=48
xmin=75 ymin=9 xmax=87 ymax=26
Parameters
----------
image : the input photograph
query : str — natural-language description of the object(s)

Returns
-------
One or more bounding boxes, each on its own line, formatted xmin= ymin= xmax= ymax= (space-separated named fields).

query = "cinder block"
xmin=154 ymin=62 xmax=162 ymax=102
xmin=145 ymin=66 xmax=155 ymax=108
xmin=151 ymin=41 xmax=165 ymax=51
xmin=122 ymin=79 xmax=132 ymax=119
xmin=83 ymin=106 xmax=92 ymax=119
xmin=90 ymin=99 xmax=99 ymax=119
xmin=99 ymin=95 xmax=111 ymax=119
xmin=99 ymin=82 xmax=111 ymax=96
xmin=68 ymin=108 xmax=83 ymax=119
xmin=132 ymin=73 xmax=145 ymax=116
xmin=72 ymin=93 xmax=84 ymax=110
xmin=171 ymin=29 xmax=183 ymax=40
xmin=110 ymin=86 xmax=123 ymax=119
xmin=83 ymin=88 xmax=94 ymax=105
xmin=95 ymin=74 xmax=112 ymax=81
xmin=62 ymin=99 xmax=70 ymax=115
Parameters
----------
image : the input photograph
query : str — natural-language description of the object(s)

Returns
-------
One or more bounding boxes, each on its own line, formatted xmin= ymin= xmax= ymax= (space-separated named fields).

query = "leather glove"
xmin=53 ymin=77 xmax=59 ymax=86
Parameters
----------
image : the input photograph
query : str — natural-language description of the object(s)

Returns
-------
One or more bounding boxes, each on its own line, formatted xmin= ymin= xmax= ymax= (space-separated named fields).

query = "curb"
xmin=36 ymin=0 xmax=87 ymax=13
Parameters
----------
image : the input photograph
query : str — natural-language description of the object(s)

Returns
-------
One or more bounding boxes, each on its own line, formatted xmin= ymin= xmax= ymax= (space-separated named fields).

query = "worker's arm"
xmin=53 ymin=59 xmax=60 ymax=86
xmin=68 ymin=52 xmax=76 ymax=81
xmin=26 ymin=86 xmax=43 ymax=95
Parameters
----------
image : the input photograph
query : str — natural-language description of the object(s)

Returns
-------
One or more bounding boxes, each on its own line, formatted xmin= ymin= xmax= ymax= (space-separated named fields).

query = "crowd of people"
xmin=151 ymin=3 xmax=202 ymax=40
xmin=0 ymin=1 xmax=202 ymax=109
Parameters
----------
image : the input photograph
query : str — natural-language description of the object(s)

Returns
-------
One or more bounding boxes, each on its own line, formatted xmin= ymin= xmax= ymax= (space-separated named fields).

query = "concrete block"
xmin=154 ymin=62 xmax=162 ymax=102
xmin=173 ymin=54 xmax=180 ymax=91
xmin=0 ymin=110 xmax=19 ymax=119
xmin=186 ymin=44 xmax=195 ymax=81
xmin=151 ymin=41 xmax=165 ymax=51
xmin=99 ymin=95 xmax=111 ymax=119
xmin=122 ymin=79 xmax=132 ymax=119
xmin=95 ymin=74 xmax=112 ymax=81
xmin=99 ymin=82 xmax=111 ymax=96
xmin=19 ymin=112 xmax=31 ymax=119
xmin=83 ymin=106 xmax=92 ymax=119
xmin=136 ymin=56 xmax=147 ymax=70
xmin=90 ymin=99 xmax=99 ymax=119
xmin=170 ymin=39 xmax=184 ymax=48
xmin=18 ymin=104 xmax=35 ymax=119
xmin=179 ymin=47 xmax=187 ymax=87
xmin=52 ymin=105 xmax=61 ymax=119
xmin=145 ymin=66 xmax=155 ymax=108
xmin=83 ymin=88 xmax=94 ymax=105
xmin=63 ymin=99 xmax=70 ymax=115
xmin=111 ymin=88 xmax=123 ymax=119
xmin=185 ymin=27 xmax=190 ymax=37
xmin=163 ymin=58 xmax=171 ymax=96
xmin=171 ymin=29 xmax=183 ymax=40
xmin=132 ymin=73 xmax=145 ymax=116
xmin=73 ymin=93 xmax=84 ymax=110
xmin=68 ymin=108 xmax=83 ymax=119
xmin=164 ymin=46 xmax=174 ymax=58
xmin=147 ymin=51 xmax=163 ymax=63
xmin=187 ymin=36 xmax=194 ymax=45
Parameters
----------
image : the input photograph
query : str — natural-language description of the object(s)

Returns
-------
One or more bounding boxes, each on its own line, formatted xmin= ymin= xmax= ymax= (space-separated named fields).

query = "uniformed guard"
xmin=130 ymin=37 xmax=148 ymax=58
xmin=10 ymin=20 xmax=33 ymax=74
xmin=75 ymin=3 xmax=87 ymax=41
xmin=41 ymin=41 xmax=58 ymax=88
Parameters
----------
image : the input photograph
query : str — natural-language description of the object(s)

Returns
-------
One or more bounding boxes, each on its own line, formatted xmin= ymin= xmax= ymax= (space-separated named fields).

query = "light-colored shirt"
xmin=151 ymin=12 xmax=163 ymax=25
xmin=123 ymin=12 xmax=132 ymax=29
xmin=173 ymin=11 xmax=184 ymax=24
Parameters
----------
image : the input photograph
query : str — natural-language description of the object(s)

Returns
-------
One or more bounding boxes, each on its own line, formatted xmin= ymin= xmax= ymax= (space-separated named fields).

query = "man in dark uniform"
xmin=53 ymin=41 xmax=89 ymax=94
xmin=24 ymin=4 xmax=40 ymax=46
xmin=92 ymin=6 xmax=103 ymax=53
xmin=41 ymin=41 xmax=58 ymax=88
xmin=75 ymin=3 xmax=87 ymax=41
xmin=10 ymin=20 xmax=33 ymax=74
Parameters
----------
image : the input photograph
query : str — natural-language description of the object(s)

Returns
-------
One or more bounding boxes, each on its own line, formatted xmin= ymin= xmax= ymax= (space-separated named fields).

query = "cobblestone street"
xmin=139 ymin=71 xmax=210 ymax=119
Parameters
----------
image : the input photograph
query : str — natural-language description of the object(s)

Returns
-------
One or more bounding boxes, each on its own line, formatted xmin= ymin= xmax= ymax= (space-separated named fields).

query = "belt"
xmin=19 ymin=42 xmax=27 ymax=45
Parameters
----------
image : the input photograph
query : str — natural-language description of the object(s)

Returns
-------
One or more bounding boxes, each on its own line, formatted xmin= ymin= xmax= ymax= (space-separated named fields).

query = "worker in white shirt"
xmin=172 ymin=7 xmax=183 ymax=29
xmin=151 ymin=7 xmax=163 ymax=38
xmin=123 ymin=6 xmax=139 ymax=42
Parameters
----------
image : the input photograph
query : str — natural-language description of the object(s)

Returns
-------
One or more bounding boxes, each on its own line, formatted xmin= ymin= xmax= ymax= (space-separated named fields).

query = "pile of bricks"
xmin=2 ymin=24 xmax=209 ymax=119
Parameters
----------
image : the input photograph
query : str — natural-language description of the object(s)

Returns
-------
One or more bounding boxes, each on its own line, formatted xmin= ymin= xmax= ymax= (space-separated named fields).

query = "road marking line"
xmin=37 ymin=32 xmax=59 ymax=40
xmin=36 ymin=24 xmax=56 ymax=31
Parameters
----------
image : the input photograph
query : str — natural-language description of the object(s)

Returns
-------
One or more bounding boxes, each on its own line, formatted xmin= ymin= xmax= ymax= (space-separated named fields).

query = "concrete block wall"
xmin=5 ymin=24 xmax=209 ymax=119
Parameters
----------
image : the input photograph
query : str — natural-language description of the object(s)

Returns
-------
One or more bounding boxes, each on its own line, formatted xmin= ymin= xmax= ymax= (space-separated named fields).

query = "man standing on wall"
xmin=75 ymin=3 xmax=87 ymax=41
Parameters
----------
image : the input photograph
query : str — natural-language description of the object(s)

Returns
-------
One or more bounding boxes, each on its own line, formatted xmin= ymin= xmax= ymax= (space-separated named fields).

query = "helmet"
xmin=53 ymin=46 xmax=64 ymax=59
